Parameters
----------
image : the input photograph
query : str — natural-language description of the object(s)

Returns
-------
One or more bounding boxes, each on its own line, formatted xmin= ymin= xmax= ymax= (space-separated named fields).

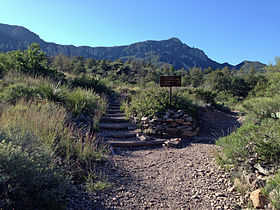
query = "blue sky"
xmin=0 ymin=0 xmax=279 ymax=65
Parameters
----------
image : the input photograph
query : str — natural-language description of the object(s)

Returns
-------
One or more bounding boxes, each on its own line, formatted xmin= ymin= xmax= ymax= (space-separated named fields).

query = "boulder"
xmin=250 ymin=189 xmax=268 ymax=209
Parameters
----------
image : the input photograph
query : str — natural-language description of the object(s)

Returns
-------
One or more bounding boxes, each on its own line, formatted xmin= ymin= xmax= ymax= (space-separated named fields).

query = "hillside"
xmin=0 ymin=23 xmax=265 ymax=70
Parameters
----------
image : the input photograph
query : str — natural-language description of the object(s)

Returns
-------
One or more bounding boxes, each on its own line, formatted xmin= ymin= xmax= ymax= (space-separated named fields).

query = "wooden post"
xmin=160 ymin=76 xmax=181 ymax=109
xmin=170 ymin=86 xmax=172 ymax=108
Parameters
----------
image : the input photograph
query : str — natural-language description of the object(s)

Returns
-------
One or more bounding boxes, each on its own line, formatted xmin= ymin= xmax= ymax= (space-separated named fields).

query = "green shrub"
xmin=191 ymin=88 xmax=217 ymax=104
xmin=215 ymin=91 xmax=239 ymax=109
xmin=0 ymin=126 xmax=70 ymax=209
xmin=70 ymin=74 xmax=110 ymax=95
xmin=243 ymin=96 xmax=280 ymax=120
xmin=216 ymin=118 xmax=280 ymax=166
xmin=37 ymin=81 xmax=68 ymax=103
xmin=216 ymin=123 xmax=258 ymax=165
xmin=0 ymin=62 xmax=5 ymax=78
xmin=126 ymin=87 xmax=195 ymax=118
xmin=1 ymin=83 xmax=38 ymax=104
xmin=263 ymin=172 xmax=280 ymax=209
xmin=65 ymin=87 xmax=100 ymax=117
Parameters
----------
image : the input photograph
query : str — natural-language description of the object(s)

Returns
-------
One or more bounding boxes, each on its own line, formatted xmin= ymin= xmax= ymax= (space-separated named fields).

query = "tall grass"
xmin=0 ymin=99 xmax=108 ymax=162
xmin=0 ymin=100 xmax=67 ymax=149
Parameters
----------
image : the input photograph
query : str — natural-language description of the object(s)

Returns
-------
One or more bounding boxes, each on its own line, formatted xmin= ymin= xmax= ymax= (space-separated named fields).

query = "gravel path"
xmin=66 ymin=106 xmax=243 ymax=209
xmin=92 ymin=139 xmax=243 ymax=210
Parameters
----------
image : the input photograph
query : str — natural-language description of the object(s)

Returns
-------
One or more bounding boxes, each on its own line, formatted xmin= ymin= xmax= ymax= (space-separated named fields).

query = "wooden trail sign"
xmin=160 ymin=76 xmax=181 ymax=108
xmin=160 ymin=76 xmax=181 ymax=87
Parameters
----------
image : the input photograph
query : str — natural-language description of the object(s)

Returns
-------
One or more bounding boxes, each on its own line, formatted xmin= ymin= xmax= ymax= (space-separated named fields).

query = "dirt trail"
xmin=87 ymin=106 xmax=243 ymax=209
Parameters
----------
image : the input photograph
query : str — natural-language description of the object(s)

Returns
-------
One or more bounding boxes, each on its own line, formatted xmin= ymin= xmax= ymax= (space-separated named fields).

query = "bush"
xmin=215 ymin=91 xmax=239 ymax=110
xmin=1 ymin=83 xmax=38 ymax=104
xmin=216 ymin=123 xmax=258 ymax=166
xmin=263 ymin=172 xmax=280 ymax=209
xmin=0 ymin=62 xmax=5 ymax=78
xmin=191 ymin=88 xmax=217 ymax=104
xmin=0 ymin=126 xmax=70 ymax=209
xmin=243 ymin=96 xmax=280 ymax=120
xmin=70 ymin=74 xmax=110 ymax=95
xmin=216 ymin=118 xmax=280 ymax=166
xmin=65 ymin=87 xmax=100 ymax=117
xmin=37 ymin=81 xmax=68 ymax=103
xmin=126 ymin=87 xmax=195 ymax=118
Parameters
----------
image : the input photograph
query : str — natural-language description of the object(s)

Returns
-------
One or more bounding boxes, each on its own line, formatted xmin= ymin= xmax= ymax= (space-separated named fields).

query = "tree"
xmin=189 ymin=67 xmax=204 ymax=87
xmin=71 ymin=56 xmax=86 ymax=75
xmin=25 ymin=43 xmax=48 ymax=76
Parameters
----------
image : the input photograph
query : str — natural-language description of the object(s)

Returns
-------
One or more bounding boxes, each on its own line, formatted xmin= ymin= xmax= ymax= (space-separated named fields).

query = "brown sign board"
xmin=160 ymin=76 xmax=181 ymax=87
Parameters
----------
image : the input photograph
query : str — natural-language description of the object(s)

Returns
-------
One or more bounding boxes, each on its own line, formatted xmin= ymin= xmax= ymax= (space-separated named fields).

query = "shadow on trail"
xmin=195 ymin=106 xmax=241 ymax=139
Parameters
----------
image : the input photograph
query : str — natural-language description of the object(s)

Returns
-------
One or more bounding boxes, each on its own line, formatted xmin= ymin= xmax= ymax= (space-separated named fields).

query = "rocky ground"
xmin=95 ymin=141 xmax=244 ymax=209
xmin=66 ymin=105 xmax=245 ymax=209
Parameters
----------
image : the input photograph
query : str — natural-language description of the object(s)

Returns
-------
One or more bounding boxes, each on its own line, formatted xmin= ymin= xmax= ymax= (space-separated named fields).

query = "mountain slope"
xmin=0 ymin=23 xmax=264 ymax=70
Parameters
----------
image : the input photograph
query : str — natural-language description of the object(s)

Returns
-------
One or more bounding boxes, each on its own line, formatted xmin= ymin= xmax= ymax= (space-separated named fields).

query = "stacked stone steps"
xmin=99 ymin=99 xmax=167 ymax=147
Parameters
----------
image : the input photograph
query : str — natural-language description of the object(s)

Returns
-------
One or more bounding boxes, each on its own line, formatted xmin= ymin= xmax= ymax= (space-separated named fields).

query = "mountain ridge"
xmin=0 ymin=23 xmax=265 ymax=70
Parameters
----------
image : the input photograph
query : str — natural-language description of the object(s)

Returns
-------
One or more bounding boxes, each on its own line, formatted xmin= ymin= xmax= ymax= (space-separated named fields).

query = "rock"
xmin=162 ymin=138 xmax=182 ymax=148
xmin=254 ymin=163 xmax=270 ymax=176
xmin=177 ymin=125 xmax=188 ymax=130
xmin=166 ymin=128 xmax=178 ymax=133
xmin=184 ymin=116 xmax=193 ymax=122
xmin=149 ymin=119 xmax=157 ymax=123
xmin=141 ymin=116 xmax=148 ymax=121
xmin=157 ymin=118 xmax=163 ymax=122
xmin=175 ymin=119 xmax=185 ymax=124
xmin=143 ymin=129 xmax=153 ymax=134
xmin=250 ymin=189 xmax=268 ymax=209
xmin=181 ymin=131 xmax=196 ymax=137
xmin=251 ymin=178 xmax=266 ymax=189
xmin=169 ymin=122 xmax=179 ymax=127
xmin=177 ymin=110 xmax=184 ymax=115
xmin=156 ymin=125 xmax=164 ymax=130
xmin=165 ymin=118 xmax=174 ymax=122
xmin=138 ymin=135 xmax=151 ymax=141
xmin=172 ymin=113 xmax=181 ymax=118
xmin=163 ymin=114 xmax=169 ymax=119
xmin=182 ymin=121 xmax=192 ymax=125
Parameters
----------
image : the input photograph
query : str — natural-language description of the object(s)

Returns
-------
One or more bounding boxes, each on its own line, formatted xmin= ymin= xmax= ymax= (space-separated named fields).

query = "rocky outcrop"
xmin=134 ymin=109 xmax=199 ymax=138
xmin=0 ymin=23 xmax=234 ymax=70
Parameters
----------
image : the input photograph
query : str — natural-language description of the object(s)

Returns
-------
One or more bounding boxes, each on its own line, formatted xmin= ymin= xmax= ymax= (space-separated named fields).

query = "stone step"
xmin=108 ymin=102 xmax=120 ymax=106
xmin=99 ymin=122 xmax=129 ymax=130
xmin=105 ymin=113 xmax=126 ymax=118
xmin=108 ymin=139 xmax=166 ymax=147
xmin=108 ymin=105 xmax=120 ymax=109
xmin=100 ymin=116 xmax=129 ymax=123
xmin=101 ymin=131 xmax=136 ymax=138
xmin=107 ymin=109 xmax=122 ymax=114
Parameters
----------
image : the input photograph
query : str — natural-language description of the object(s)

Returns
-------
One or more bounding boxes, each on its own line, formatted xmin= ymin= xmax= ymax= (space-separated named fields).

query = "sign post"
xmin=160 ymin=76 xmax=181 ymax=108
